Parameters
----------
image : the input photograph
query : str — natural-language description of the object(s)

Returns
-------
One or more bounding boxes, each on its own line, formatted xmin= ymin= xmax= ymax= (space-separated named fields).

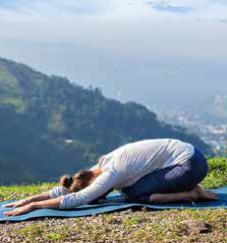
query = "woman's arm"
xmin=4 ymin=171 xmax=118 ymax=215
xmin=32 ymin=197 xmax=62 ymax=209
xmin=59 ymin=170 xmax=118 ymax=209
xmin=49 ymin=186 xmax=69 ymax=198
xmin=27 ymin=192 xmax=50 ymax=202
xmin=3 ymin=192 xmax=50 ymax=208
xmin=4 ymin=197 xmax=62 ymax=217
xmin=3 ymin=186 xmax=69 ymax=216
xmin=3 ymin=186 xmax=68 ymax=208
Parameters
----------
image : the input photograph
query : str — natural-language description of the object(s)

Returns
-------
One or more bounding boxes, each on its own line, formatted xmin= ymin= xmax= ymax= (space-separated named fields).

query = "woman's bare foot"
xmin=190 ymin=186 xmax=219 ymax=201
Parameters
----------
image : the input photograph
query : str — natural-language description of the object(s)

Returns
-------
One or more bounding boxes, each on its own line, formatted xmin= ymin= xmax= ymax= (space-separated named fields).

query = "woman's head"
xmin=60 ymin=170 xmax=94 ymax=193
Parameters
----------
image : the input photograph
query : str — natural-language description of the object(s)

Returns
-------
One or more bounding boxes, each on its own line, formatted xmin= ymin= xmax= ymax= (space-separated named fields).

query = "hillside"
xmin=0 ymin=57 xmax=210 ymax=184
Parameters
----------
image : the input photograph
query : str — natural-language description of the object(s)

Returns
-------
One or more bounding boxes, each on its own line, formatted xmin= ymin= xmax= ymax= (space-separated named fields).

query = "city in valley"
xmin=152 ymin=95 xmax=227 ymax=157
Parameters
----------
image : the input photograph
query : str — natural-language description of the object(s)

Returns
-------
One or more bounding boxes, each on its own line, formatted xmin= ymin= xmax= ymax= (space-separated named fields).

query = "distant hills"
xmin=175 ymin=95 xmax=227 ymax=126
xmin=198 ymin=95 xmax=227 ymax=124
xmin=158 ymin=95 xmax=227 ymax=126
xmin=0 ymin=57 xmax=210 ymax=184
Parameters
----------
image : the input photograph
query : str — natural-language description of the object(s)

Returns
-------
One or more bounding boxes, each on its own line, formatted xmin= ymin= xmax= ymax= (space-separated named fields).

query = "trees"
xmin=0 ymin=57 xmax=210 ymax=184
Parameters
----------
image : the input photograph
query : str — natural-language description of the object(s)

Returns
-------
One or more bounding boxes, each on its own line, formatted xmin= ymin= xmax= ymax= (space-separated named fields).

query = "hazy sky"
xmin=0 ymin=0 xmax=227 ymax=108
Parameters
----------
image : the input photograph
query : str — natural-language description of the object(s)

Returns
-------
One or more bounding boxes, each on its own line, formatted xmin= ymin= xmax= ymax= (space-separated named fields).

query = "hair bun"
xmin=59 ymin=175 xmax=73 ymax=189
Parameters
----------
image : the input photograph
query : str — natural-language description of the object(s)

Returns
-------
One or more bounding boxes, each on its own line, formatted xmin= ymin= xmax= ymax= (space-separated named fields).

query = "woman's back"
xmin=99 ymin=139 xmax=194 ymax=187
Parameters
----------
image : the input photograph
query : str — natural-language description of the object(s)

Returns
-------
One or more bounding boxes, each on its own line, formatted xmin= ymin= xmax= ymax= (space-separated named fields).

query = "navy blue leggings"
xmin=121 ymin=147 xmax=208 ymax=202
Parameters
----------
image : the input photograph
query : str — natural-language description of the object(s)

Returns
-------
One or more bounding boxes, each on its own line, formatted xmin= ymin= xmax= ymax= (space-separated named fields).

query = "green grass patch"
xmin=18 ymin=224 xmax=46 ymax=242
xmin=0 ymin=183 xmax=56 ymax=201
xmin=122 ymin=215 xmax=144 ymax=226
xmin=201 ymin=157 xmax=227 ymax=189
xmin=47 ymin=232 xmax=63 ymax=241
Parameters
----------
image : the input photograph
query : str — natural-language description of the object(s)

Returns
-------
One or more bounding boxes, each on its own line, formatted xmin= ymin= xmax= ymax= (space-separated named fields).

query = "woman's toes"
xmin=199 ymin=190 xmax=219 ymax=201
xmin=189 ymin=186 xmax=219 ymax=201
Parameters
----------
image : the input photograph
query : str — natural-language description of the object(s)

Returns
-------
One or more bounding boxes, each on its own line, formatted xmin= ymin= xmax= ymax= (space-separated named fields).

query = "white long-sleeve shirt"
xmin=50 ymin=139 xmax=194 ymax=209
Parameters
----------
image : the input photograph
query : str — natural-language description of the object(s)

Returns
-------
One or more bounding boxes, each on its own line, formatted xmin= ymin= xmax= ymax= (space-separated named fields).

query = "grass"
xmin=1 ymin=209 xmax=226 ymax=242
xmin=0 ymin=183 xmax=56 ymax=201
xmin=0 ymin=157 xmax=226 ymax=242
xmin=201 ymin=157 xmax=227 ymax=189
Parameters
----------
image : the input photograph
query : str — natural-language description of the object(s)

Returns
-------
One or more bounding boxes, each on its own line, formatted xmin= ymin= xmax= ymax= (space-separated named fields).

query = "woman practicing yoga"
xmin=4 ymin=138 xmax=218 ymax=216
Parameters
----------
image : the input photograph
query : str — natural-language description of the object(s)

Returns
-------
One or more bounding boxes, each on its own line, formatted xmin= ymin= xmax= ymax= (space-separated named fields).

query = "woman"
xmin=3 ymin=139 xmax=218 ymax=216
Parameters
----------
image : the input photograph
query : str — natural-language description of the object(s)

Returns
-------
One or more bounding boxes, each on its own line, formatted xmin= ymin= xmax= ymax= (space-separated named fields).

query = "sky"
xmin=0 ymin=0 xmax=227 ymax=109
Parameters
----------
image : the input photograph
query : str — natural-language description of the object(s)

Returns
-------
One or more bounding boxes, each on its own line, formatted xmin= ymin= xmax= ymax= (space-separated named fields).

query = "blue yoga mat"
xmin=0 ymin=186 xmax=227 ymax=222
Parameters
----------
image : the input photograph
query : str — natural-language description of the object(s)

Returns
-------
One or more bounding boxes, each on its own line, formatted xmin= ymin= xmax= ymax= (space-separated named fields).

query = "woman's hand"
xmin=2 ymin=199 xmax=31 ymax=208
xmin=3 ymin=203 xmax=35 ymax=217
xmin=2 ymin=192 xmax=51 ymax=209
xmin=3 ymin=197 xmax=61 ymax=217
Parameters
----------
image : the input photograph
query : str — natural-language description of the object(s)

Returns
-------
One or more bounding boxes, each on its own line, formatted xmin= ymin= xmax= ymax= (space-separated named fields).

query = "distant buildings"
xmin=157 ymin=111 xmax=227 ymax=157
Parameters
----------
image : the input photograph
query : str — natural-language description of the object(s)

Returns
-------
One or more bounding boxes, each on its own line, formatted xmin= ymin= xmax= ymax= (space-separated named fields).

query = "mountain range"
xmin=0 ymin=57 xmax=210 ymax=184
